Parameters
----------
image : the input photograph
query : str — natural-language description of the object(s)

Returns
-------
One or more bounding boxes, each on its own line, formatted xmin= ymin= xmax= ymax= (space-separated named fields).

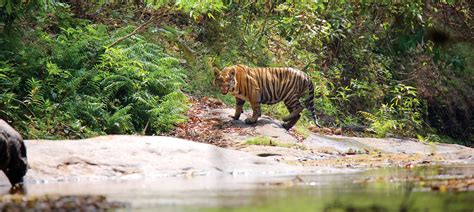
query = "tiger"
xmin=214 ymin=64 xmax=321 ymax=130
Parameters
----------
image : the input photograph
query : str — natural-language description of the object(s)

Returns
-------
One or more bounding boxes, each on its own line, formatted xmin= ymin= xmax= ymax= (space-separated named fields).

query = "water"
xmin=2 ymin=165 xmax=474 ymax=211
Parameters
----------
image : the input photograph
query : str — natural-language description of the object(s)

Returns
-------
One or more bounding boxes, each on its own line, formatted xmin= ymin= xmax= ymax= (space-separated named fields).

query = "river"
xmin=2 ymin=164 xmax=472 ymax=211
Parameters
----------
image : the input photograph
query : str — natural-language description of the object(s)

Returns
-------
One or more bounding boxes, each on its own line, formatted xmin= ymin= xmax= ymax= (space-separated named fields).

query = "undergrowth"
xmin=173 ymin=2 xmax=472 ymax=145
xmin=0 ymin=17 xmax=188 ymax=138
xmin=0 ymin=1 xmax=472 ymax=146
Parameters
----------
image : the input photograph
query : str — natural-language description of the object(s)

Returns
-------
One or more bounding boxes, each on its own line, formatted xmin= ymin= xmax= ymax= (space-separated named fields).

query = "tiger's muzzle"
xmin=220 ymin=87 xmax=228 ymax=95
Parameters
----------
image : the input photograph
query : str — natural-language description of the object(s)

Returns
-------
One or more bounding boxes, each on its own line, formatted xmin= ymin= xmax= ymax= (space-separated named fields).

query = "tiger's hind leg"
xmin=282 ymin=99 xmax=303 ymax=130
xmin=282 ymin=97 xmax=303 ymax=122
xmin=282 ymin=114 xmax=300 ymax=130
xmin=282 ymin=107 xmax=303 ymax=122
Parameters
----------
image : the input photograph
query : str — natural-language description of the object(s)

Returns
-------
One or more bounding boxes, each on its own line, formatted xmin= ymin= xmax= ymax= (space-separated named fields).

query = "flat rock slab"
xmin=185 ymin=102 xmax=473 ymax=166
xmin=18 ymin=135 xmax=347 ymax=183
xmin=2 ymin=99 xmax=472 ymax=185
xmin=208 ymin=108 xmax=298 ymax=144
xmin=348 ymin=137 xmax=468 ymax=154
xmin=304 ymin=134 xmax=473 ymax=163
xmin=303 ymin=135 xmax=375 ymax=153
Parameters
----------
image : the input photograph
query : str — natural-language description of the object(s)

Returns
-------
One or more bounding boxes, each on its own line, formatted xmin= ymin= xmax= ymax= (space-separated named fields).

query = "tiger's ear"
xmin=229 ymin=67 xmax=236 ymax=75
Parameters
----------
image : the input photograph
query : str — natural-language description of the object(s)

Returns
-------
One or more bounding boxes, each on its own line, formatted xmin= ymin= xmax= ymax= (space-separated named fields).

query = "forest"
xmin=0 ymin=0 xmax=472 ymax=146
xmin=1 ymin=1 xmax=474 ymax=211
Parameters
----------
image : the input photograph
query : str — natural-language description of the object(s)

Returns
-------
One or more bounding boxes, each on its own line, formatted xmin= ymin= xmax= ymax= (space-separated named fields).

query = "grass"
xmin=245 ymin=136 xmax=303 ymax=149
xmin=261 ymin=102 xmax=315 ymax=139
xmin=245 ymin=136 xmax=287 ymax=147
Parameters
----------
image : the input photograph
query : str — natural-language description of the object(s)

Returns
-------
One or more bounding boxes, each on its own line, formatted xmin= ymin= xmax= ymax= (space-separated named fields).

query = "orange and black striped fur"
xmin=214 ymin=64 xmax=320 ymax=130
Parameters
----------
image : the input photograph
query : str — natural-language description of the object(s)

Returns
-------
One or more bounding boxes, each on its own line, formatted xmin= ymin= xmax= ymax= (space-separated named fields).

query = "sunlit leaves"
xmin=0 ymin=23 xmax=188 ymax=138
xmin=359 ymin=84 xmax=423 ymax=137
xmin=0 ymin=0 xmax=55 ymax=14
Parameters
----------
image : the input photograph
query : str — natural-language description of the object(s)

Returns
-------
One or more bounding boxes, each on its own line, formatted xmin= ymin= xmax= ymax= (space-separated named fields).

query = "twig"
xmin=107 ymin=8 xmax=168 ymax=49
xmin=11 ymin=98 xmax=36 ymax=118
xmin=107 ymin=15 xmax=156 ymax=48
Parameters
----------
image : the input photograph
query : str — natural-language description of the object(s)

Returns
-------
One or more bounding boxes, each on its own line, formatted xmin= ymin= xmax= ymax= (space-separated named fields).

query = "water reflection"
xmin=1 ymin=165 xmax=473 ymax=210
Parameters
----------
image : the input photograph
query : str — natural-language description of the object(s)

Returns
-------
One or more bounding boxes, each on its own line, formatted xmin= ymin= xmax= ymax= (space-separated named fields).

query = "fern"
xmin=105 ymin=106 xmax=134 ymax=134
xmin=101 ymin=75 xmax=135 ymax=99
xmin=25 ymin=78 xmax=44 ymax=108
xmin=357 ymin=111 xmax=376 ymax=123
xmin=0 ymin=23 xmax=188 ymax=138
xmin=148 ymin=92 xmax=189 ymax=133
xmin=357 ymin=84 xmax=423 ymax=137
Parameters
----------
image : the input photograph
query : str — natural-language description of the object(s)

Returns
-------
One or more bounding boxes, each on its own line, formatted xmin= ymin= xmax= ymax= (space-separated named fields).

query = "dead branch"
xmin=107 ymin=8 xmax=168 ymax=49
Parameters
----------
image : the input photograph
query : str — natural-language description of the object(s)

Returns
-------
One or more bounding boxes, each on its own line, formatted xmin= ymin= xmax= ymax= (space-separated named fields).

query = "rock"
xmin=0 ymin=119 xmax=28 ymax=186
xmin=303 ymin=134 xmax=374 ymax=154
xmin=212 ymin=108 xmax=298 ymax=144
xmin=304 ymin=134 xmax=474 ymax=163
xmin=22 ymin=135 xmax=329 ymax=182
xmin=179 ymin=103 xmax=473 ymax=166
xmin=344 ymin=136 xmax=470 ymax=155
xmin=8 ymin=102 xmax=471 ymax=185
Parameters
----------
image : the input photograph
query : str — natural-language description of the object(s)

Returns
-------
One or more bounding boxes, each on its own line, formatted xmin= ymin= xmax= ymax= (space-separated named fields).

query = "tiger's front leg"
xmin=230 ymin=97 xmax=245 ymax=120
xmin=245 ymin=102 xmax=261 ymax=124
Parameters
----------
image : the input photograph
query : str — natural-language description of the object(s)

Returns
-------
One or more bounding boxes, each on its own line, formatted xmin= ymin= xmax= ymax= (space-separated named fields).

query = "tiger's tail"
xmin=305 ymin=80 xmax=321 ymax=128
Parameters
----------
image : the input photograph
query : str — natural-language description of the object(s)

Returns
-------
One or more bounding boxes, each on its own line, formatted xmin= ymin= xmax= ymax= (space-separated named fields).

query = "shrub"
xmin=0 ymin=24 xmax=188 ymax=138
xmin=359 ymin=84 xmax=423 ymax=137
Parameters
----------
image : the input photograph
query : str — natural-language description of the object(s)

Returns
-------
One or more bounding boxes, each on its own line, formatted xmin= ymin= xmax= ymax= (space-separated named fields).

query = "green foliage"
xmin=0 ymin=0 xmax=54 ymax=15
xmin=245 ymin=136 xmax=297 ymax=148
xmin=1 ymin=1 xmax=472 ymax=145
xmin=170 ymin=1 xmax=471 ymax=144
xmin=173 ymin=0 xmax=224 ymax=19
xmin=261 ymin=103 xmax=288 ymax=121
xmin=96 ymin=0 xmax=225 ymax=19
xmin=0 ymin=21 xmax=188 ymax=138
xmin=246 ymin=136 xmax=273 ymax=146
xmin=0 ymin=0 xmax=71 ymax=33
xmin=417 ymin=133 xmax=442 ymax=144
xmin=359 ymin=84 xmax=423 ymax=137
xmin=148 ymin=91 xmax=188 ymax=133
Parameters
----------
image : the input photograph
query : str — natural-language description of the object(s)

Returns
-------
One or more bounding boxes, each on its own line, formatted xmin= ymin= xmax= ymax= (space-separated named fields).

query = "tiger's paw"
xmin=282 ymin=122 xmax=296 ymax=130
xmin=244 ymin=118 xmax=257 ymax=124
xmin=228 ymin=115 xmax=240 ymax=120
xmin=282 ymin=122 xmax=291 ymax=130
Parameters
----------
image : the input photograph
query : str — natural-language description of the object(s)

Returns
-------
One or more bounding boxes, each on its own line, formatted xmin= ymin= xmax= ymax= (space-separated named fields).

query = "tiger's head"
xmin=214 ymin=66 xmax=237 ymax=95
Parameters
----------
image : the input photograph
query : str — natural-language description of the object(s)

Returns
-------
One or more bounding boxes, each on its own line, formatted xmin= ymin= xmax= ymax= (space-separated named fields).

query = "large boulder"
xmin=0 ymin=119 xmax=28 ymax=185
xmin=24 ymin=135 xmax=320 ymax=181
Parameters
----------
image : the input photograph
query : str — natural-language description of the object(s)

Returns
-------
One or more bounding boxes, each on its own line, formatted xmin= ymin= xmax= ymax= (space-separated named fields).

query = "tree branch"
xmin=107 ymin=9 xmax=168 ymax=49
